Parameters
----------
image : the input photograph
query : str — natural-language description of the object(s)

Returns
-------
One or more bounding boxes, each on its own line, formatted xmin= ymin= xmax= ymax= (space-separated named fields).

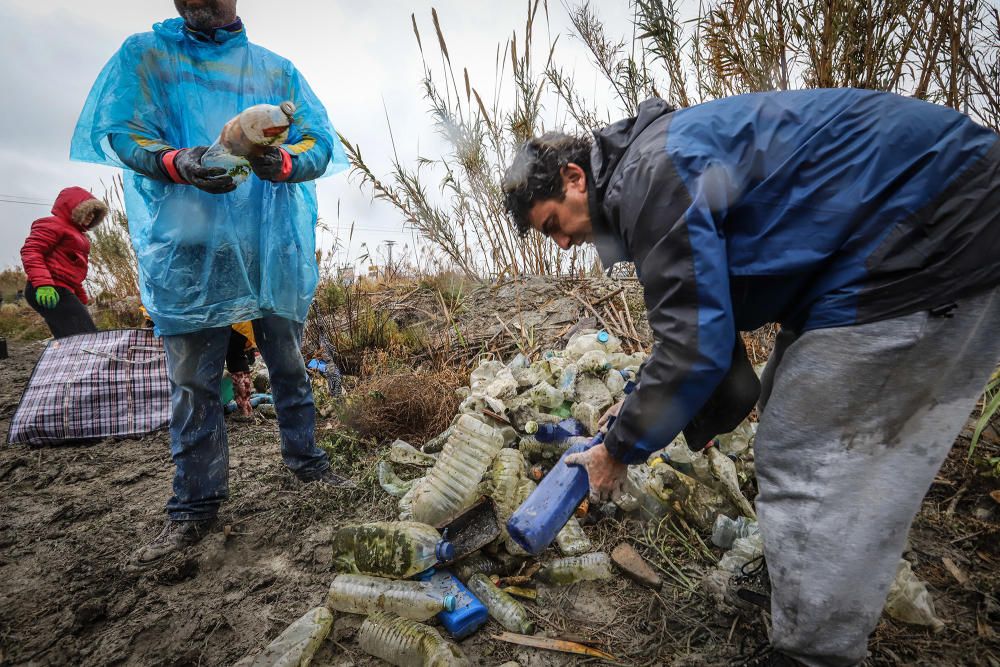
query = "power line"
xmin=0 ymin=198 xmax=49 ymax=207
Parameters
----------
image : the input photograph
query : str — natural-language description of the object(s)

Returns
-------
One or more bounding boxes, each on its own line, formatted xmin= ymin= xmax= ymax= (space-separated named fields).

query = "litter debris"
xmin=358 ymin=611 xmax=469 ymax=667
xmin=611 ymin=542 xmax=661 ymax=589
xmin=237 ymin=606 xmax=332 ymax=667
xmin=885 ymin=559 xmax=946 ymax=632
xmin=326 ymin=573 xmax=456 ymax=620
xmin=378 ymin=461 xmax=416 ymax=498
xmin=467 ymin=573 xmax=536 ymax=634
xmin=535 ymin=552 xmax=615 ymax=585
xmin=390 ymin=439 xmax=438 ymax=467
xmin=491 ymin=632 xmax=617 ymax=661
xmin=331 ymin=521 xmax=454 ymax=579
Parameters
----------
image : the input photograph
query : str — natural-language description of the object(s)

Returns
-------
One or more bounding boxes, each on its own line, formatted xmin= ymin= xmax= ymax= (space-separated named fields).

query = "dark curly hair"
xmin=502 ymin=132 xmax=592 ymax=237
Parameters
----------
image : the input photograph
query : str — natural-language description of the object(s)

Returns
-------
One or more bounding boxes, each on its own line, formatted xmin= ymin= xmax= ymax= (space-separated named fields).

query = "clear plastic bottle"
xmin=390 ymin=439 xmax=438 ymax=467
xmin=490 ymin=448 xmax=527 ymax=518
xmin=576 ymin=350 xmax=611 ymax=374
xmin=557 ymin=364 xmax=579 ymax=400
xmin=411 ymin=415 xmax=505 ymax=525
xmin=469 ymin=359 xmax=504 ymax=393
xmin=524 ymin=382 xmax=564 ymax=409
xmin=247 ymin=606 xmax=332 ymax=667
xmin=484 ymin=368 xmax=518 ymax=400
xmin=564 ymin=330 xmax=622 ymax=358
xmin=706 ymin=446 xmax=756 ymax=518
xmin=358 ymin=612 xmax=469 ymax=667
xmin=554 ymin=516 xmax=592 ymax=556
xmin=604 ymin=368 xmax=626 ymax=397
xmin=518 ymin=436 xmax=575 ymax=463
xmin=326 ymin=574 xmax=457 ymax=620
xmin=710 ymin=515 xmax=760 ymax=549
xmin=718 ymin=533 xmax=764 ymax=574
xmin=524 ymin=418 xmax=587 ymax=443
xmin=331 ymin=521 xmax=454 ymax=579
xmin=397 ymin=479 xmax=423 ymax=520
xmin=571 ymin=402 xmax=601 ymax=436
xmin=535 ymin=552 xmax=614 ymax=585
xmin=573 ymin=375 xmax=613 ymax=411
xmin=378 ymin=461 xmax=415 ymax=498
xmin=466 ymin=574 xmax=536 ymax=634
xmin=201 ymin=101 xmax=296 ymax=185
xmin=451 ymin=553 xmax=502 ymax=583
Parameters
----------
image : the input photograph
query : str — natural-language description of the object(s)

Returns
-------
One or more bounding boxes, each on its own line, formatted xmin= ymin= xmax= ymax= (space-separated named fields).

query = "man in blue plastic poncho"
xmin=71 ymin=0 xmax=355 ymax=566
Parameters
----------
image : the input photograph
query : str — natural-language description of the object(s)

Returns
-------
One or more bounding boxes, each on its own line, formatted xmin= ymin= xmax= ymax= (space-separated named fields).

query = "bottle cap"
xmin=596 ymin=331 xmax=609 ymax=343
xmin=436 ymin=540 xmax=455 ymax=562
xmin=443 ymin=594 xmax=458 ymax=612
xmin=279 ymin=100 xmax=297 ymax=118
xmin=524 ymin=420 xmax=539 ymax=434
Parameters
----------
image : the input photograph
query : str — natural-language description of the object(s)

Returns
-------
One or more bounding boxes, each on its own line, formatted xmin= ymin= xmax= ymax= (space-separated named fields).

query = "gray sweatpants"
xmin=755 ymin=286 xmax=1000 ymax=666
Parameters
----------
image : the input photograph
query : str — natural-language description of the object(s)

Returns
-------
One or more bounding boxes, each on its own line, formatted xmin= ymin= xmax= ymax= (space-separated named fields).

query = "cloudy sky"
xmin=0 ymin=1 xmax=636 ymax=272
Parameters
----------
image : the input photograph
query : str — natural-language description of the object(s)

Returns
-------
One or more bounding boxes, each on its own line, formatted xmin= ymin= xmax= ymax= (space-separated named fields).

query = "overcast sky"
xmin=0 ymin=1 xmax=637 ymax=272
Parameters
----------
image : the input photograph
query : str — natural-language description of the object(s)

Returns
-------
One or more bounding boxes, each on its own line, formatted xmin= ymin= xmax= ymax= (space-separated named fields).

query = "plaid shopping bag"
xmin=7 ymin=329 xmax=170 ymax=445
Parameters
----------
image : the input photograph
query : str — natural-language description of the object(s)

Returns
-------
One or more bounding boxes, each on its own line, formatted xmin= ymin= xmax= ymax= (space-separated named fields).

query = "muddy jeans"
xmin=162 ymin=315 xmax=330 ymax=520
xmin=755 ymin=286 xmax=1000 ymax=666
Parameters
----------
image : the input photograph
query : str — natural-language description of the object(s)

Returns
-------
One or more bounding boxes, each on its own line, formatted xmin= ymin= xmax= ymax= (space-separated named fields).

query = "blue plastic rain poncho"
xmin=70 ymin=18 xmax=348 ymax=335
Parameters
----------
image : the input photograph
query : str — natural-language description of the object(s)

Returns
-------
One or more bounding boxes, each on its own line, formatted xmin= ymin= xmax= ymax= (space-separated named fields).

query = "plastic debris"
xmin=243 ymin=606 xmax=332 ymax=667
xmin=326 ymin=574 xmax=456 ymax=621
xmin=390 ymin=439 xmax=438 ymax=467
xmin=331 ymin=521 xmax=453 ymax=579
xmin=378 ymin=461 xmax=416 ymax=499
xmin=358 ymin=612 xmax=469 ymax=667
xmin=711 ymin=515 xmax=759 ymax=549
xmin=885 ymin=559 xmax=945 ymax=632
xmin=535 ymin=552 xmax=615 ymax=585
xmin=467 ymin=573 xmax=536 ymax=634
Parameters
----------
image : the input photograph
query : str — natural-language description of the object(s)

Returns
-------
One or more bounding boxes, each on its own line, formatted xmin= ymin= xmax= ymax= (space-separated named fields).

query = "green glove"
xmin=35 ymin=286 xmax=60 ymax=309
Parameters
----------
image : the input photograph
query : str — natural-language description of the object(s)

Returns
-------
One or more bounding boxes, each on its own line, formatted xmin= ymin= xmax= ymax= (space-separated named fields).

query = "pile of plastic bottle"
xmin=245 ymin=329 xmax=943 ymax=665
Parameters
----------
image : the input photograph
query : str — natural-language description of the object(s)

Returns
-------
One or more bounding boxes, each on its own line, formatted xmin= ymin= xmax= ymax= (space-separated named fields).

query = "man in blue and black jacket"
xmin=503 ymin=89 xmax=1000 ymax=666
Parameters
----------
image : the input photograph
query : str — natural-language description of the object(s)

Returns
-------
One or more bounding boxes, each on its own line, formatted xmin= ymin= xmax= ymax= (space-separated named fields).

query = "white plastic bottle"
xmin=535 ymin=552 xmax=615 ymax=585
xmin=201 ymin=101 xmax=296 ymax=185
xmin=564 ymin=330 xmax=622 ymax=358
xmin=490 ymin=447 xmax=527 ymax=518
xmin=411 ymin=415 xmax=505 ymax=525
xmin=326 ymin=574 xmax=456 ymax=620
xmin=358 ymin=612 xmax=469 ymax=667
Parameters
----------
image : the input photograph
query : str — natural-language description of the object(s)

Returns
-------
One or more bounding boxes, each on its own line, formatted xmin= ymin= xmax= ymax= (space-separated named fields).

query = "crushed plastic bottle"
xmin=523 ymin=382 xmax=564 ymax=409
xmin=466 ymin=574 xmax=536 ymax=634
xmin=411 ymin=415 xmax=505 ymax=526
xmin=524 ymin=418 xmax=587 ymax=443
xmin=397 ymin=479 xmax=423 ymax=520
xmin=576 ymin=350 xmax=611 ymax=374
xmin=711 ymin=515 xmax=760 ymax=549
xmin=390 ymin=440 xmax=438 ymax=467
xmin=326 ymin=574 xmax=456 ymax=621
xmin=573 ymin=375 xmax=613 ymax=411
xmin=489 ymin=448 xmax=527 ymax=518
xmin=706 ymin=446 xmax=756 ymax=518
xmin=884 ymin=559 xmax=945 ymax=632
xmin=556 ymin=364 xmax=580 ymax=402
xmin=717 ymin=420 xmax=756 ymax=456
xmin=717 ymin=533 xmax=764 ymax=574
xmin=484 ymin=368 xmax=518 ymax=400
xmin=331 ymin=521 xmax=454 ymax=579
xmin=358 ymin=612 xmax=469 ymax=667
xmin=244 ymin=605 xmax=332 ymax=667
xmin=201 ymin=101 xmax=296 ymax=185
xmin=564 ymin=330 xmax=622 ymax=358
xmin=518 ymin=436 xmax=586 ymax=463
xmin=379 ymin=461 xmax=416 ymax=498
xmin=604 ymin=369 xmax=626 ymax=398
xmin=554 ymin=516 xmax=592 ymax=556
xmin=451 ymin=553 xmax=502 ymax=583
xmin=469 ymin=360 xmax=504 ymax=393
xmin=571 ymin=402 xmax=601 ymax=436
xmin=535 ymin=552 xmax=615 ymax=585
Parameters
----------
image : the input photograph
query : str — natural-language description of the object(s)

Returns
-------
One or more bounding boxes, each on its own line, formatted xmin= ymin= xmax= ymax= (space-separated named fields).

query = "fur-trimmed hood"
xmin=51 ymin=186 xmax=108 ymax=230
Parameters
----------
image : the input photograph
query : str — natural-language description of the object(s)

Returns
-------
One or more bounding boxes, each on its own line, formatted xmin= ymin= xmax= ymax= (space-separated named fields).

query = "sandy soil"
xmin=0 ymin=340 xmax=997 ymax=666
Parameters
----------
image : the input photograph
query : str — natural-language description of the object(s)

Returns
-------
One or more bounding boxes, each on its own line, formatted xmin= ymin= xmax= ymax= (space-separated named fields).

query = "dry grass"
xmin=338 ymin=368 xmax=466 ymax=445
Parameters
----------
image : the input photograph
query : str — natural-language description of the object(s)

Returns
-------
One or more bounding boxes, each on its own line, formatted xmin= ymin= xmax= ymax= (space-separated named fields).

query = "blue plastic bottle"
xmin=506 ymin=430 xmax=605 ymax=555
xmin=416 ymin=568 xmax=489 ymax=639
xmin=530 ymin=418 xmax=588 ymax=443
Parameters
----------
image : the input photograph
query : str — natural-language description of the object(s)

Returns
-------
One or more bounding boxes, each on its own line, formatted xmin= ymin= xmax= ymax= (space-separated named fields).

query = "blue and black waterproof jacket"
xmin=594 ymin=90 xmax=1000 ymax=463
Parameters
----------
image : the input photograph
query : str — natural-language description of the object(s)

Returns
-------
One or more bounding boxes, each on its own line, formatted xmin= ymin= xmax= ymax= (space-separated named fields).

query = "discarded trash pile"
xmin=241 ymin=329 xmax=945 ymax=665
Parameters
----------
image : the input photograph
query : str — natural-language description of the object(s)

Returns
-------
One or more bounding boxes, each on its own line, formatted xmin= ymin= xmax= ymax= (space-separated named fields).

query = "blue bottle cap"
xmin=596 ymin=331 xmax=609 ymax=343
xmin=436 ymin=540 xmax=455 ymax=562
xmin=443 ymin=594 xmax=457 ymax=611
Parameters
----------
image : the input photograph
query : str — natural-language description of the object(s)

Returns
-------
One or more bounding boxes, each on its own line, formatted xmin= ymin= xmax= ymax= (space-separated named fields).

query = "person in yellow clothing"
xmin=141 ymin=306 xmax=257 ymax=417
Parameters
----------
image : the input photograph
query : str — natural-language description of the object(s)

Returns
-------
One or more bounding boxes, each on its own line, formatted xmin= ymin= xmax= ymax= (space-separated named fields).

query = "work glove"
xmin=247 ymin=146 xmax=291 ymax=182
xmin=173 ymin=146 xmax=237 ymax=194
xmin=35 ymin=286 xmax=59 ymax=309
xmin=564 ymin=443 xmax=629 ymax=505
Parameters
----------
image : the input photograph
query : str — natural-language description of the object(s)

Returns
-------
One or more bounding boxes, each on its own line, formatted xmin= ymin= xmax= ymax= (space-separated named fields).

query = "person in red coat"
xmin=20 ymin=187 xmax=108 ymax=338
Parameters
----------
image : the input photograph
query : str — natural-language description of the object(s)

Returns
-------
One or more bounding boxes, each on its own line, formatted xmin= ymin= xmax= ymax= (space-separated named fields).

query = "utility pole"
xmin=383 ymin=240 xmax=396 ymax=280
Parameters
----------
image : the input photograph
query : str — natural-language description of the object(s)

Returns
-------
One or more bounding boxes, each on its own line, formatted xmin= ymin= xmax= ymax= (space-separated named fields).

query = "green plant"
xmin=88 ymin=175 xmax=139 ymax=300
xmin=969 ymin=365 xmax=1000 ymax=459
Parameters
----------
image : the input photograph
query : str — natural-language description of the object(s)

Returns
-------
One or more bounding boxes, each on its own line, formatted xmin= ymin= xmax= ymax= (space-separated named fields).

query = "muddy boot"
xmin=299 ymin=468 xmax=357 ymax=489
xmin=131 ymin=518 xmax=218 ymax=567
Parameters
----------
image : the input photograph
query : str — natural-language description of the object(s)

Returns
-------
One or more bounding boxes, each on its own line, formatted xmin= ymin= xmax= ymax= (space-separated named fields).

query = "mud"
xmin=0 ymin=340 xmax=997 ymax=666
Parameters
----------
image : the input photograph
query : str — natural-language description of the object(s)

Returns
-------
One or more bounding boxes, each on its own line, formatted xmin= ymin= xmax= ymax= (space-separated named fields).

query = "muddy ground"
xmin=0 ymin=339 xmax=998 ymax=666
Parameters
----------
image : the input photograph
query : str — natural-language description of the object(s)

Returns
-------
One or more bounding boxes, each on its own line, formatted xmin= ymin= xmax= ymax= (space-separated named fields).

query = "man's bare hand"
xmin=564 ymin=443 xmax=628 ymax=504
xmin=598 ymin=399 xmax=624 ymax=431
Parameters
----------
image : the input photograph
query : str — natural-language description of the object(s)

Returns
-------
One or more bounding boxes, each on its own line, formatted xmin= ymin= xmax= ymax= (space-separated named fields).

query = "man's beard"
xmin=180 ymin=7 xmax=231 ymax=31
